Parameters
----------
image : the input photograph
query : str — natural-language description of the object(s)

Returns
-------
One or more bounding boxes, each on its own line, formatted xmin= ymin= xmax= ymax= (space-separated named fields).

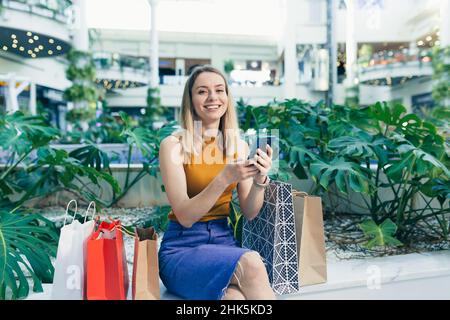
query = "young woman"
xmin=158 ymin=65 xmax=276 ymax=300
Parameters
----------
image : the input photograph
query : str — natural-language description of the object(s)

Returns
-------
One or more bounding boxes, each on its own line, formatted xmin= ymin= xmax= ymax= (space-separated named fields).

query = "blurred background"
xmin=0 ymin=0 xmax=448 ymax=129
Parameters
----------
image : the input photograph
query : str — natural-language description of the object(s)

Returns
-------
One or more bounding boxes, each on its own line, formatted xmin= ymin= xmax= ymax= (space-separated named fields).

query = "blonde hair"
xmin=174 ymin=65 xmax=240 ymax=163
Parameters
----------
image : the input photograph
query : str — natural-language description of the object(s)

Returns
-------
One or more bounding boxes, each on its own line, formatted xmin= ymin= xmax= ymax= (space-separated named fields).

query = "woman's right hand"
xmin=219 ymin=159 xmax=260 ymax=185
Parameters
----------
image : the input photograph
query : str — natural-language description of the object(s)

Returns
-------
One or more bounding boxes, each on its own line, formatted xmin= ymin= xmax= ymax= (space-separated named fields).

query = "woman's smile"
xmin=204 ymin=104 xmax=222 ymax=111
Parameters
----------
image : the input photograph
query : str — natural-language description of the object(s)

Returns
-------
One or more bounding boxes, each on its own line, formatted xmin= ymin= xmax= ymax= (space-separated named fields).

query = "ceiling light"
xmin=33 ymin=35 xmax=39 ymax=41
xmin=19 ymin=47 xmax=24 ymax=51
xmin=38 ymin=45 xmax=44 ymax=50
xmin=2 ymin=46 xmax=8 ymax=51
xmin=49 ymin=39 xmax=54 ymax=44
xmin=426 ymin=36 xmax=432 ymax=41
xmin=11 ymin=34 xmax=16 ymax=39
xmin=28 ymin=39 xmax=34 ymax=44
xmin=12 ymin=44 xmax=17 ymax=48
xmin=34 ymin=48 xmax=39 ymax=52
xmin=417 ymin=40 xmax=424 ymax=46
xmin=48 ymin=50 xmax=53 ymax=55
xmin=28 ymin=50 xmax=33 ymax=54
xmin=27 ymin=32 xmax=32 ymax=37
xmin=56 ymin=45 xmax=62 ymax=51
xmin=31 ymin=54 xmax=36 ymax=58
xmin=13 ymin=39 xmax=18 ymax=44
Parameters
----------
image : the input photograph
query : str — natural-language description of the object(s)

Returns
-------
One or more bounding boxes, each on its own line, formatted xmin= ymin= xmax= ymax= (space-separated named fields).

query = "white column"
xmin=29 ymin=82 xmax=36 ymax=115
xmin=72 ymin=0 xmax=89 ymax=51
xmin=283 ymin=0 xmax=298 ymax=99
xmin=6 ymin=74 xmax=18 ymax=113
xmin=148 ymin=0 xmax=160 ymax=88
xmin=345 ymin=0 xmax=357 ymax=88
xmin=440 ymin=0 xmax=450 ymax=47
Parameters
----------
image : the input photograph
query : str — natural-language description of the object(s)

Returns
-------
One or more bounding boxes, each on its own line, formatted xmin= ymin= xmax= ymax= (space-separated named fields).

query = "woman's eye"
xmin=198 ymin=91 xmax=206 ymax=94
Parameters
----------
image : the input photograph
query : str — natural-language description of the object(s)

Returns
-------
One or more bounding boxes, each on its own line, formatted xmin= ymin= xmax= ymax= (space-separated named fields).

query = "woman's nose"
xmin=207 ymin=92 xmax=219 ymax=101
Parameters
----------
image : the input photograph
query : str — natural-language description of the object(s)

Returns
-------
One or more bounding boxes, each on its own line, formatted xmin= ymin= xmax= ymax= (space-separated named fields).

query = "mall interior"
xmin=0 ymin=0 xmax=449 ymax=130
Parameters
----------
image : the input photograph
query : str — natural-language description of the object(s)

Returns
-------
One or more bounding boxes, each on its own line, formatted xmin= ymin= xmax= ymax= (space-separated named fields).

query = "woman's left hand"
xmin=252 ymin=145 xmax=273 ymax=183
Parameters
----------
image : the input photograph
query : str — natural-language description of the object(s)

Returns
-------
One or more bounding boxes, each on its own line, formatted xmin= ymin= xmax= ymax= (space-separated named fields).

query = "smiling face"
xmin=191 ymin=72 xmax=228 ymax=127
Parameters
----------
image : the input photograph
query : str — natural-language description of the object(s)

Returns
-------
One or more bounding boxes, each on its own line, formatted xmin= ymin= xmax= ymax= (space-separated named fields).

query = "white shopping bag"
xmin=51 ymin=201 xmax=96 ymax=300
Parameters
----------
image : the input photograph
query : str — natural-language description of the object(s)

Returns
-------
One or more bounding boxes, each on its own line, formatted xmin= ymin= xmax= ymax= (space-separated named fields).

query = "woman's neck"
xmin=201 ymin=122 xmax=221 ymax=139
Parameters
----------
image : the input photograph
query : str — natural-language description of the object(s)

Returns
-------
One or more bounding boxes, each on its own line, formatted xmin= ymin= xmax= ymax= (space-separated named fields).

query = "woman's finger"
xmin=256 ymin=155 xmax=269 ymax=168
xmin=257 ymin=155 xmax=272 ymax=170
xmin=253 ymin=161 xmax=268 ymax=174
xmin=257 ymin=148 xmax=270 ymax=161
xmin=266 ymin=145 xmax=273 ymax=158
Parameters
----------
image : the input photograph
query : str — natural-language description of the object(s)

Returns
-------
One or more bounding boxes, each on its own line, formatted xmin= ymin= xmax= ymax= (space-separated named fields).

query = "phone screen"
xmin=248 ymin=135 xmax=274 ymax=160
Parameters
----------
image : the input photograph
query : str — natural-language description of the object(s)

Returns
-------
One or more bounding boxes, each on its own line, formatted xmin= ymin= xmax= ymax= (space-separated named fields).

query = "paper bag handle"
xmin=292 ymin=190 xmax=308 ymax=197
xmin=63 ymin=199 xmax=78 ymax=226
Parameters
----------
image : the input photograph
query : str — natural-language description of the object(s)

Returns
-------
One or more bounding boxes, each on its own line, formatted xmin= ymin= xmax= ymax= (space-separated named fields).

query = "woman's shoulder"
xmin=160 ymin=134 xmax=182 ymax=148
xmin=160 ymin=135 xmax=184 ymax=160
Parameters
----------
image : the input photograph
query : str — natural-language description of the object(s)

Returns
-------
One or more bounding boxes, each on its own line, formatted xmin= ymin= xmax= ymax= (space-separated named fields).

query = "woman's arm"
xmin=159 ymin=136 xmax=259 ymax=228
xmin=237 ymin=140 xmax=272 ymax=221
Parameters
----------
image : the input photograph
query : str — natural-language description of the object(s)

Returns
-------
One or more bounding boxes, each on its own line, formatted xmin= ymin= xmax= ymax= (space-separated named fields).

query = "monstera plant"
xmin=237 ymin=100 xmax=449 ymax=245
xmin=0 ymin=112 xmax=121 ymax=299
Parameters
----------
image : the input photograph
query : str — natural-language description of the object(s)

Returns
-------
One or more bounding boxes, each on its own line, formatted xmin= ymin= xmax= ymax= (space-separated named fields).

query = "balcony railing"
xmin=0 ymin=0 xmax=73 ymax=23
xmin=93 ymin=52 xmax=150 ymax=76
xmin=358 ymin=48 xmax=433 ymax=72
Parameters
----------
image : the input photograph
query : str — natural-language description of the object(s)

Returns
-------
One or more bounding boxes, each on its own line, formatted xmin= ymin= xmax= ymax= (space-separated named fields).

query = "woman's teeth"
xmin=205 ymin=105 xmax=220 ymax=110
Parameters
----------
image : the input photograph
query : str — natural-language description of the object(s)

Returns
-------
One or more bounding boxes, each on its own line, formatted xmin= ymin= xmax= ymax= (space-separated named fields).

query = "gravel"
xmin=36 ymin=207 xmax=450 ymax=266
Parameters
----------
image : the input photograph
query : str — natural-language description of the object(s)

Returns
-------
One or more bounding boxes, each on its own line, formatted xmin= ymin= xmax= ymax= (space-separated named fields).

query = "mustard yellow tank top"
xmin=168 ymin=137 xmax=238 ymax=222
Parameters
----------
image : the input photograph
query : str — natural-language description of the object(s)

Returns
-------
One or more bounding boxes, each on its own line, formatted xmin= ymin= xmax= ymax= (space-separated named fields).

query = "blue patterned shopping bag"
xmin=242 ymin=181 xmax=300 ymax=295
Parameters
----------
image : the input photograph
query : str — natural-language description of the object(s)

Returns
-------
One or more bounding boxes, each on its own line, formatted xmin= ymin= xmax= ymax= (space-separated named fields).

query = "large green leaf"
xmin=0 ymin=211 xmax=58 ymax=300
xmin=69 ymin=144 xmax=111 ymax=171
xmin=327 ymin=133 xmax=375 ymax=158
xmin=359 ymin=218 xmax=403 ymax=249
xmin=0 ymin=112 xmax=59 ymax=152
xmin=310 ymin=158 xmax=370 ymax=194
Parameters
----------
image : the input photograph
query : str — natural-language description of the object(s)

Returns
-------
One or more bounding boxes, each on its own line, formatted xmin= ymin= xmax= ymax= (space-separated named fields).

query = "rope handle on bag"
xmin=96 ymin=214 xmax=137 ymax=239
xmin=114 ymin=224 xmax=136 ymax=238
xmin=63 ymin=199 xmax=78 ymax=226
xmin=83 ymin=201 xmax=96 ymax=223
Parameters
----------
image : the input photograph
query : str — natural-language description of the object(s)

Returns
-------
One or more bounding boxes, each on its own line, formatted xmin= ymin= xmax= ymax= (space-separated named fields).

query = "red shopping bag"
xmin=86 ymin=219 xmax=129 ymax=300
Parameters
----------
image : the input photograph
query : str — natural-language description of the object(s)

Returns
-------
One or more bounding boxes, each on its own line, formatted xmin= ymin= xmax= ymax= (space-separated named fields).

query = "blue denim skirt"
xmin=158 ymin=218 xmax=250 ymax=300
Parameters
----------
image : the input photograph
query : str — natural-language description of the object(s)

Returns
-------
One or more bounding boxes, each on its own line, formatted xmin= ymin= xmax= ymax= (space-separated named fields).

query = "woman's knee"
xmin=222 ymin=285 xmax=245 ymax=300
xmin=237 ymin=251 xmax=268 ymax=284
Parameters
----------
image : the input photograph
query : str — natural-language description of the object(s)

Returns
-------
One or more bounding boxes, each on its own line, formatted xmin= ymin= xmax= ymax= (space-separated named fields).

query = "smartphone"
xmin=247 ymin=135 xmax=276 ymax=160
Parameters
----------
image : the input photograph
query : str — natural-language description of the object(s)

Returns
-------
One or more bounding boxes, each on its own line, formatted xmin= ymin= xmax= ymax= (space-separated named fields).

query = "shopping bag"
xmin=86 ymin=218 xmax=129 ymax=300
xmin=292 ymin=191 xmax=327 ymax=286
xmin=242 ymin=181 xmax=327 ymax=295
xmin=132 ymin=226 xmax=160 ymax=300
xmin=51 ymin=201 xmax=96 ymax=300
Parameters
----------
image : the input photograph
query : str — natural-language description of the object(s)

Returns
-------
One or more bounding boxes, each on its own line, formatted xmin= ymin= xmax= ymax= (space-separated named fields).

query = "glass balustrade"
xmin=1 ymin=0 xmax=73 ymax=22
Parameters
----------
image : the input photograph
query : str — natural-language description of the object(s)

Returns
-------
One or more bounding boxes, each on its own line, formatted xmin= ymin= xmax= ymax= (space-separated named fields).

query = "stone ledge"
xmin=26 ymin=250 xmax=450 ymax=300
